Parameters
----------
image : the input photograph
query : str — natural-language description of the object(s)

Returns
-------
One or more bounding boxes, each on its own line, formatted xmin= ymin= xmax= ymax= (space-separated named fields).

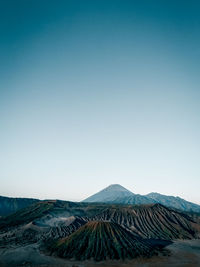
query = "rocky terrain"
xmin=1 ymin=240 xmax=200 ymax=267
xmin=0 ymin=185 xmax=200 ymax=266
xmin=91 ymin=204 xmax=200 ymax=240
xmin=1 ymin=201 xmax=199 ymax=246
xmin=49 ymin=221 xmax=165 ymax=260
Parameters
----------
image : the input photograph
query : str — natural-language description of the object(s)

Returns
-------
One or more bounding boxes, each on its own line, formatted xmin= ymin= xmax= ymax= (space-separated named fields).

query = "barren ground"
xmin=0 ymin=239 xmax=200 ymax=267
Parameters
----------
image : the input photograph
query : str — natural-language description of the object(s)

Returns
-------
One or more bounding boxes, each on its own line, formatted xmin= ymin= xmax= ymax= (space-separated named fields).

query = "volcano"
xmin=83 ymin=184 xmax=153 ymax=204
xmin=50 ymin=221 xmax=161 ymax=261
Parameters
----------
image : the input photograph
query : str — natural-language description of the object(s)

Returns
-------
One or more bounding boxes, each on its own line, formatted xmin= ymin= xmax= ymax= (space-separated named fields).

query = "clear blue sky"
xmin=0 ymin=0 xmax=200 ymax=203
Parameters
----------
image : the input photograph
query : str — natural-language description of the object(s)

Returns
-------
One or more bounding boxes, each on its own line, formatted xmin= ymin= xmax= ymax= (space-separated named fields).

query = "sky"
xmin=0 ymin=0 xmax=200 ymax=204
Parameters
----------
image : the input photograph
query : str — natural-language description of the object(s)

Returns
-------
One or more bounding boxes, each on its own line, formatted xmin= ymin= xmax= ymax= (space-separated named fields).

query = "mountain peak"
xmin=83 ymin=184 xmax=134 ymax=203
xmin=104 ymin=184 xmax=131 ymax=192
xmin=83 ymin=185 xmax=200 ymax=213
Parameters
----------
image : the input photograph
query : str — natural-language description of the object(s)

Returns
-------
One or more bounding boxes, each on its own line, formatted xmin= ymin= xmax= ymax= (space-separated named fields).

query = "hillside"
xmin=0 ymin=199 xmax=200 ymax=265
xmin=1 ymin=200 xmax=199 ymax=248
xmin=92 ymin=204 xmax=200 ymax=240
xmin=0 ymin=200 xmax=86 ymax=231
xmin=0 ymin=196 xmax=39 ymax=216
xmin=49 ymin=221 xmax=162 ymax=260
xmin=147 ymin=192 xmax=200 ymax=213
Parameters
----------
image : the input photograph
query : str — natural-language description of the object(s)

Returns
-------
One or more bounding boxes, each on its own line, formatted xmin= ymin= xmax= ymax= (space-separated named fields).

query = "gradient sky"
xmin=0 ymin=0 xmax=200 ymax=203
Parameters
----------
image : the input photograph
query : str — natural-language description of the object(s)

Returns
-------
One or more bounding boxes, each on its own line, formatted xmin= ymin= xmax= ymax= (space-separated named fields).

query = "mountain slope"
xmin=42 ymin=204 xmax=200 ymax=242
xmin=50 ymin=221 xmax=160 ymax=260
xmin=92 ymin=204 xmax=200 ymax=240
xmin=147 ymin=192 xmax=200 ymax=213
xmin=0 ymin=200 xmax=86 ymax=230
xmin=83 ymin=184 xmax=153 ymax=205
xmin=0 ymin=196 xmax=39 ymax=216
xmin=83 ymin=184 xmax=200 ymax=213
xmin=83 ymin=184 xmax=133 ymax=202
xmin=1 ymin=200 xmax=200 ymax=249
xmin=107 ymin=194 xmax=155 ymax=205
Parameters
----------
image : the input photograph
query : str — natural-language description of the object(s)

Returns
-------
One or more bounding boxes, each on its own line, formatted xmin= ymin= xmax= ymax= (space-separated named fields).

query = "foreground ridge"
xmin=49 ymin=221 xmax=164 ymax=261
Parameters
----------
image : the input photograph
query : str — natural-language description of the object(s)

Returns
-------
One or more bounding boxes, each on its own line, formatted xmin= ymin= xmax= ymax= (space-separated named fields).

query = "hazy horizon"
xmin=1 ymin=1 xmax=200 ymax=204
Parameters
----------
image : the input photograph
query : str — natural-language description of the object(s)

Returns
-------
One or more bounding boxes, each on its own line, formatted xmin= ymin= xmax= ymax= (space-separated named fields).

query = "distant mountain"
xmin=1 ymin=184 xmax=200 ymax=217
xmin=146 ymin=192 xmax=200 ymax=213
xmin=48 ymin=221 xmax=166 ymax=260
xmin=83 ymin=184 xmax=154 ymax=204
xmin=83 ymin=184 xmax=133 ymax=202
xmin=0 ymin=196 xmax=39 ymax=216
xmin=83 ymin=184 xmax=200 ymax=213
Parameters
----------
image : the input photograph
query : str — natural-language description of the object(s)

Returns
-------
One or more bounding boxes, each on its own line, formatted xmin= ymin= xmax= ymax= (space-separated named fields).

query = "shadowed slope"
xmin=0 ymin=196 xmax=39 ymax=216
xmin=44 ymin=216 xmax=88 ymax=240
xmin=51 ymin=221 xmax=159 ymax=261
xmin=0 ymin=200 xmax=81 ymax=230
xmin=92 ymin=204 xmax=200 ymax=240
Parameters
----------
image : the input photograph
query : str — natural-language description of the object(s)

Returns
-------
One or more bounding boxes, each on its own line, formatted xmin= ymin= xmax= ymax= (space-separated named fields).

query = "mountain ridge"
xmin=1 ymin=184 xmax=200 ymax=216
xmin=83 ymin=184 xmax=154 ymax=205
xmin=146 ymin=192 xmax=200 ymax=213
xmin=49 ymin=221 xmax=164 ymax=260
xmin=83 ymin=184 xmax=200 ymax=213
xmin=0 ymin=196 xmax=39 ymax=216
